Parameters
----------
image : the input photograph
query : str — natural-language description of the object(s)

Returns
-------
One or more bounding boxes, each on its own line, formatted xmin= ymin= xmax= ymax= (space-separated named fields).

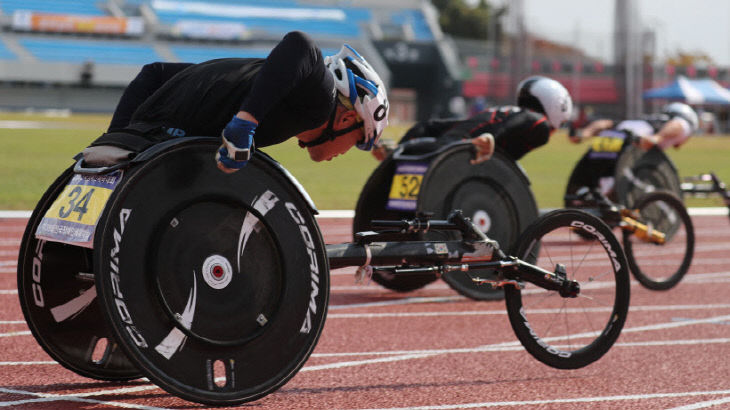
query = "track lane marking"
xmin=0 ymin=331 xmax=30 ymax=337
xmin=0 ymin=385 xmax=164 ymax=409
xmin=303 ymin=315 xmax=730 ymax=371
xmin=328 ymin=303 xmax=730 ymax=318
xmin=0 ymin=361 xmax=57 ymax=365
xmin=667 ymin=396 xmax=730 ymax=410
xmin=346 ymin=389 xmax=730 ymax=410
xmin=310 ymin=338 xmax=730 ymax=360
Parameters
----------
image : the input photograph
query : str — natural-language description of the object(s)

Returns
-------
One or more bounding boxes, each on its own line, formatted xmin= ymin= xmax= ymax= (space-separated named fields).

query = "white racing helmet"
xmin=516 ymin=76 xmax=573 ymax=129
xmin=662 ymin=102 xmax=699 ymax=134
xmin=325 ymin=44 xmax=389 ymax=150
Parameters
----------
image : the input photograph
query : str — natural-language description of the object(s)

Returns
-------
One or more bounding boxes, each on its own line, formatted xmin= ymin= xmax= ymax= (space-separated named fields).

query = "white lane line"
xmin=0 ymin=361 xmax=57 ymax=366
xmin=305 ymin=315 xmax=730 ymax=372
xmin=621 ymin=314 xmax=730 ymax=335
xmin=310 ymin=338 xmax=730 ymax=359
xmin=328 ymin=303 xmax=730 ymax=319
xmin=302 ymin=352 xmax=437 ymax=372
xmin=0 ymin=290 xmax=18 ymax=295
xmin=4 ymin=336 xmax=727 ymax=371
xmin=329 ymin=271 xmax=730 ymax=310
xmin=667 ymin=396 xmax=730 ymax=410
xmin=0 ymin=331 xmax=30 ymax=337
xmin=0 ymin=320 xmax=25 ymax=324
xmin=0 ymin=385 xmax=164 ymax=409
xmin=347 ymin=389 xmax=730 ymax=410
xmin=329 ymin=295 xmax=465 ymax=310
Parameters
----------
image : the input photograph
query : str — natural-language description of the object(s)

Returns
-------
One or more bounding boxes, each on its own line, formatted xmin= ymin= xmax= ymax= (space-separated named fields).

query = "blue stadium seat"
xmin=19 ymin=38 xmax=161 ymax=64
xmin=170 ymin=45 xmax=340 ymax=63
xmin=0 ymin=41 xmax=18 ymax=60
xmin=147 ymin=0 xmax=371 ymax=38
xmin=0 ymin=0 xmax=105 ymax=15
xmin=170 ymin=46 xmax=270 ymax=63
xmin=389 ymin=9 xmax=434 ymax=41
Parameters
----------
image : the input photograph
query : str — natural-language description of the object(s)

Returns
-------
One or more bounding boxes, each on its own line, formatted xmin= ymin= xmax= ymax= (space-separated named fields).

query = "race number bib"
xmin=588 ymin=130 xmax=625 ymax=159
xmin=386 ymin=163 xmax=428 ymax=211
xmin=36 ymin=171 xmax=123 ymax=248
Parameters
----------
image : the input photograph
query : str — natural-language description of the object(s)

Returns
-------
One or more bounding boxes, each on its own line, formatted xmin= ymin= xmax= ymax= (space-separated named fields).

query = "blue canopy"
xmin=643 ymin=75 xmax=730 ymax=104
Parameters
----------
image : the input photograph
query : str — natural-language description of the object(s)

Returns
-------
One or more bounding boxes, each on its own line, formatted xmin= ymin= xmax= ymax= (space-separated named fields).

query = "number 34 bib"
xmin=36 ymin=171 xmax=123 ymax=248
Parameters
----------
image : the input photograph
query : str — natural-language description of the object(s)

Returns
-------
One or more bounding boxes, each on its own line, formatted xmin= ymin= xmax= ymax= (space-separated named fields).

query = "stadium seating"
xmin=387 ymin=9 xmax=433 ymax=41
xmin=0 ymin=0 xmax=105 ymax=16
xmin=0 ymin=41 xmax=17 ymax=60
xmin=169 ymin=45 xmax=339 ymax=63
xmin=148 ymin=0 xmax=372 ymax=39
xmin=18 ymin=37 xmax=161 ymax=64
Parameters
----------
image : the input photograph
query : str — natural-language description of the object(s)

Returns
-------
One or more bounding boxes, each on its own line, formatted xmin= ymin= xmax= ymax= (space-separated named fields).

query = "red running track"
xmin=1 ymin=215 xmax=730 ymax=409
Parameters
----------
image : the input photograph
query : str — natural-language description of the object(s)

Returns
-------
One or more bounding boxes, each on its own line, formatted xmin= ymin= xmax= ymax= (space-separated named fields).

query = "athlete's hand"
xmin=470 ymin=133 xmax=495 ymax=165
xmin=217 ymin=116 xmax=257 ymax=173
xmin=371 ymin=139 xmax=396 ymax=162
xmin=636 ymin=134 xmax=659 ymax=151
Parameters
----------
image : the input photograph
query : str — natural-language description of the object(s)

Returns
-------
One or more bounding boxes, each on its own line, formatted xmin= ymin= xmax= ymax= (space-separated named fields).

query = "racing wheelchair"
xmin=354 ymin=138 xmax=540 ymax=301
xmin=18 ymin=137 xmax=630 ymax=406
xmin=564 ymin=133 xmax=695 ymax=290
xmin=681 ymin=172 xmax=730 ymax=221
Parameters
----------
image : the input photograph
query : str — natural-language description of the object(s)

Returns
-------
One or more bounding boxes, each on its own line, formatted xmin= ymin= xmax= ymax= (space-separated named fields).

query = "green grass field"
xmin=1 ymin=112 xmax=728 ymax=210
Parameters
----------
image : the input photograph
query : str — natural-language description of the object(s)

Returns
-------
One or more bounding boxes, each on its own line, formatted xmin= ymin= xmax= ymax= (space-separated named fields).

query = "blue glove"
xmin=216 ymin=116 xmax=256 ymax=172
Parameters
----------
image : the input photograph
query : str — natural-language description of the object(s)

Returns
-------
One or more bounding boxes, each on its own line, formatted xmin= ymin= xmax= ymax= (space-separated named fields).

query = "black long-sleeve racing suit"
xmin=400 ymin=106 xmax=552 ymax=161
xmin=102 ymin=30 xmax=335 ymax=149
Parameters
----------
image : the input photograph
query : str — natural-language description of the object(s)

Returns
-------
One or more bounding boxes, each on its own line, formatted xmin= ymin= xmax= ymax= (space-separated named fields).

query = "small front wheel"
xmin=504 ymin=209 xmax=630 ymax=369
xmin=623 ymin=190 xmax=694 ymax=290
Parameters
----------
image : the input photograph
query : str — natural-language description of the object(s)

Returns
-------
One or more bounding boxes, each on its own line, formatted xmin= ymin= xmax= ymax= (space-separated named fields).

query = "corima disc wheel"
xmin=17 ymin=166 xmax=140 ymax=381
xmin=418 ymin=148 xmax=539 ymax=301
xmin=353 ymin=155 xmax=439 ymax=292
xmin=152 ymin=200 xmax=283 ymax=347
xmin=94 ymin=139 xmax=329 ymax=406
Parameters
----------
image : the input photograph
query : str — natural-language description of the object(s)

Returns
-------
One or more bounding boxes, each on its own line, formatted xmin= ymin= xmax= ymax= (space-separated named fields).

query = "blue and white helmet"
xmin=326 ymin=44 xmax=389 ymax=150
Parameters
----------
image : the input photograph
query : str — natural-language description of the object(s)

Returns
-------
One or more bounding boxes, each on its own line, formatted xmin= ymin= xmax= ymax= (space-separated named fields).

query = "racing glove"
xmin=216 ymin=116 xmax=256 ymax=173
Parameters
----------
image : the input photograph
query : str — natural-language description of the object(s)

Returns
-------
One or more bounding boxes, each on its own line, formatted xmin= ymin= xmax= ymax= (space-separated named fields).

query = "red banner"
xmin=12 ymin=11 xmax=143 ymax=36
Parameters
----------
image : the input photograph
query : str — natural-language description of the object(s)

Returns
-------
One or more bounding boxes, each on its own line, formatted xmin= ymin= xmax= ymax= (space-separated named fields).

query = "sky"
xmin=493 ymin=0 xmax=730 ymax=66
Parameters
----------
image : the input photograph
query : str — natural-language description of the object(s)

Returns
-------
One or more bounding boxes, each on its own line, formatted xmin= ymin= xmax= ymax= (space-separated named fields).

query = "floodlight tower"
xmin=614 ymin=0 xmax=643 ymax=118
xmin=507 ymin=0 xmax=527 ymax=102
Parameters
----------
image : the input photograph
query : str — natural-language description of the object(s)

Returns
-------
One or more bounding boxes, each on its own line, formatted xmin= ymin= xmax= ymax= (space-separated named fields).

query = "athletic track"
xmin=1 ymin=213 xmax=730 ymax=409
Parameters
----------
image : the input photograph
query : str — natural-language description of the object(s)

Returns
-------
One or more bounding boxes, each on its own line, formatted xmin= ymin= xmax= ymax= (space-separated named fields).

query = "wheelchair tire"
xmin=505 ymin=209 xmax=630 ymax=369
xmin=353 ymin=155 xmax=439 ymax=292
xmin=419 ymin=148 xmax=539 ymax=301
xmin=616 ymin=146 xmax=682 ymax=207
xmin=623 ymin=190 xmax=694 ymax=290
xmin=93 ymin=139 xmax=329 ymax=406
xmin=17 ymin=166 xmax=141 ymax=381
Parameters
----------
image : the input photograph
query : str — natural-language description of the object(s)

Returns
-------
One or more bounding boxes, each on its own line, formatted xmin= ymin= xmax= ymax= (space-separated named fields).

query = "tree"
xmin=431 ymin=0 xmax=506 ymax=41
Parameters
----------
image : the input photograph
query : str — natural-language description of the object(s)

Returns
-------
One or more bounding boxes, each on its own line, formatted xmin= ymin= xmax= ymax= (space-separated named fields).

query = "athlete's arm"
xmin=571 ymin=119 xmax=614 ymax=143
xmin=237 ymin=31 xmax=325 ymax=124
xmin=108 ymin=62 xmax=193 ymax=130
xmin=491 ymin=110 xmax=552 ymax=160
xmin=218 ymin=31 xmax=327 ymax=172
xmin=656 ymin=117 xmax=692 ymax=149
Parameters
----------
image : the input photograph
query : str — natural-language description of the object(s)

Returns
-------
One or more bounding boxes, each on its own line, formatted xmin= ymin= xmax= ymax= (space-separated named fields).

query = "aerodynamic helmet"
xmin=325 ymin=44 xmax=389 ymax=150
xmin=661 ymin=102 xmax=699 ymax=134
xmin=516 ymin=76 xmax=573 ymax=129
